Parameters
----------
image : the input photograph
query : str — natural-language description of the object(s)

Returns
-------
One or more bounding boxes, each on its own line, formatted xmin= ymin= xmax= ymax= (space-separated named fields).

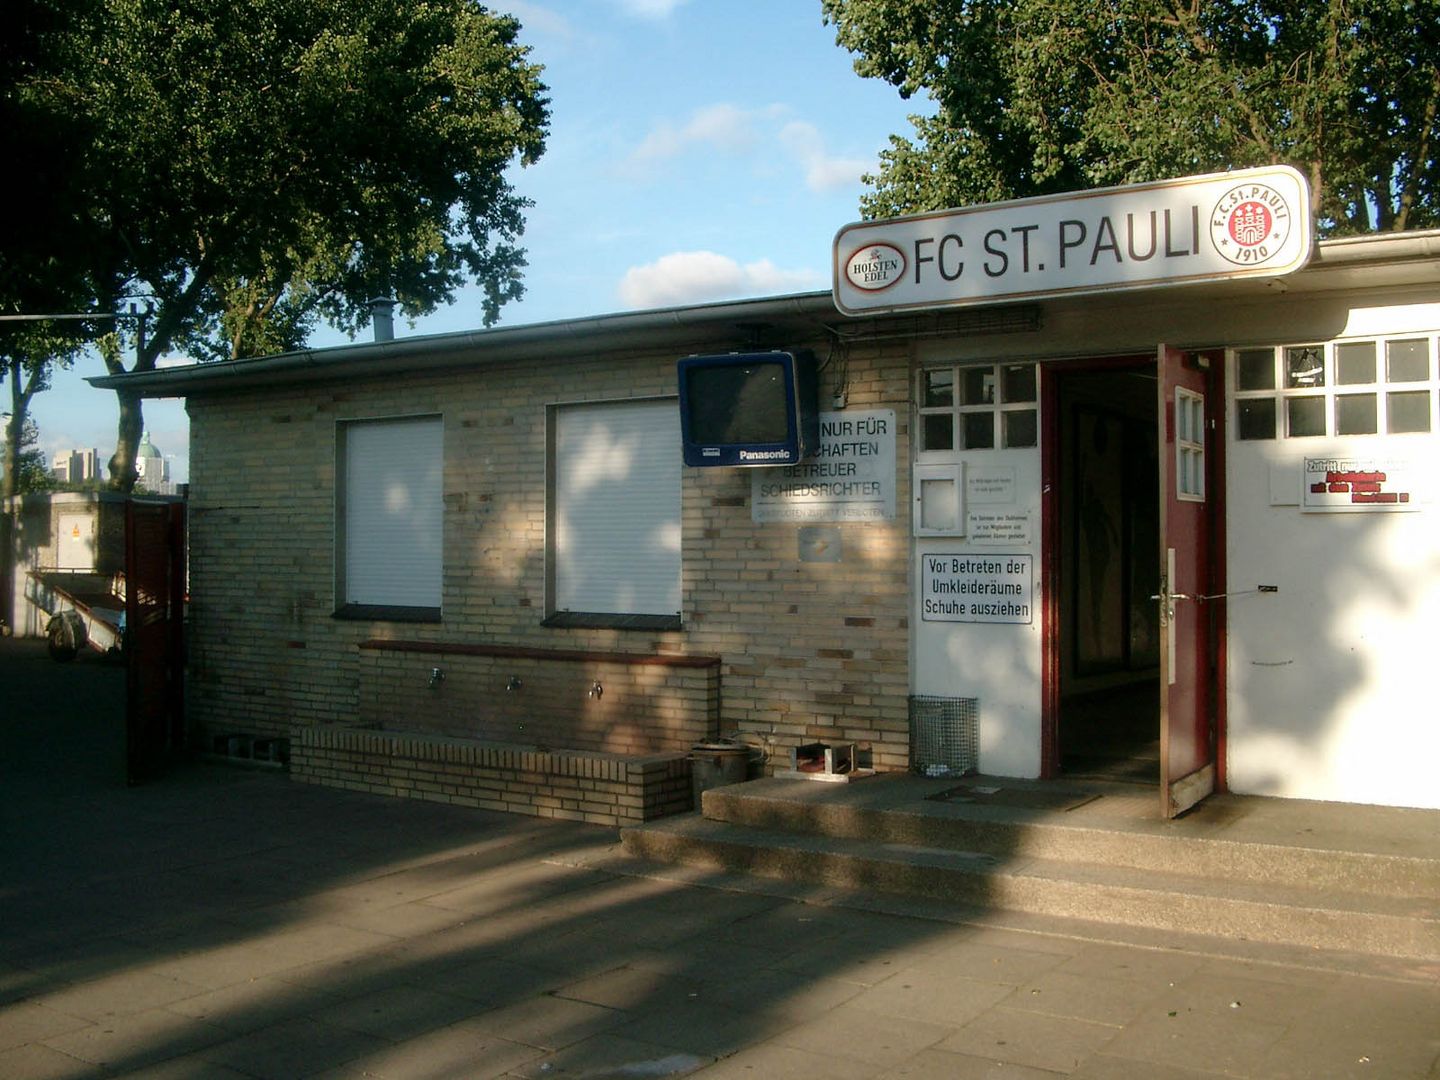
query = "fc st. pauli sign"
xmin=833 ymin=166 xmax=1312 ymax=315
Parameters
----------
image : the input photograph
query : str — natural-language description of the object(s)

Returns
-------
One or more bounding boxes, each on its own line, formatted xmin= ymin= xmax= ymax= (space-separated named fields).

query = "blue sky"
xmin=30 ymin=0 xmax=929 ymax=483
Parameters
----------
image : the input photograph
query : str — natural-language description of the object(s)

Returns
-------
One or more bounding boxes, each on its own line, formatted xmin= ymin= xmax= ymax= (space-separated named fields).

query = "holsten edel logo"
xmin=1209 ymin=180 xmax=1295 ymax=266
xmin=845 ymin=243 xmax=906 ymax=291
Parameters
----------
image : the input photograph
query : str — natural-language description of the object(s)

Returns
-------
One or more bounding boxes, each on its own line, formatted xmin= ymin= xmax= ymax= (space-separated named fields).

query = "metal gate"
xmin=125 ymin=500 xmax=186 ymax=784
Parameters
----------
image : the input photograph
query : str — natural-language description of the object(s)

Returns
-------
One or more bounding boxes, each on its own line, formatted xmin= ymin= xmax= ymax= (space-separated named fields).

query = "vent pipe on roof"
xmin=369 ymin=296 xmax=397 ymax=342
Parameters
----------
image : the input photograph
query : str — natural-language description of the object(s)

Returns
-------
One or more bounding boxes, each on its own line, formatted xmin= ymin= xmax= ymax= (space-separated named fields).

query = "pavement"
xmin=1 ymin=637 xmax=1438 ymax=1079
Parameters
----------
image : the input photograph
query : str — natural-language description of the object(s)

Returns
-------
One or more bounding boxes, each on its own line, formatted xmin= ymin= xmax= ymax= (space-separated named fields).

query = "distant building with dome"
xmin=135 ymin=431 xmax=174 ymax=494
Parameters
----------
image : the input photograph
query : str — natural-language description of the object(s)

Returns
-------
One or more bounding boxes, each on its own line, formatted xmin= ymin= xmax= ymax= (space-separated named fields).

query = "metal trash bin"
xmin=690 ymin=739 xmax=752 ymax=807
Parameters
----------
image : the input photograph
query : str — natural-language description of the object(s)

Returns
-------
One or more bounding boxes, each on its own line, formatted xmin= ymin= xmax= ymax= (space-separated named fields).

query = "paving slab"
xmin=937 ymin=1005 xmax=1122 ymax=1072
xmin=875 ymin=1046 xmax=1081 ymax=1079
xmin=772 ymin=1003 xmax=956 ymax=1068
xmin=309 ymin=1020 xmax=546 ymax=1080
xmin=3 ymin=639 xmax=1439 ymax=1080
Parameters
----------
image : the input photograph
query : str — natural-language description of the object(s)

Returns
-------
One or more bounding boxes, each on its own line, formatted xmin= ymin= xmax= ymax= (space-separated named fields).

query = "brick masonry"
xmin=182 ymin=329 xmax=912 ymax=812
xmin=291 ymin=722 xmax=693 ymax=827
xmin=357 ymin=641 xmax=720 ymax=755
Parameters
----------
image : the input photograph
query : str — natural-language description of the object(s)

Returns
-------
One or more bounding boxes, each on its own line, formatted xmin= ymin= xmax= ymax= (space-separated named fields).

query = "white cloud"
xmin=611 ymin=0 xmax=691 ymax=17
xmin=618 ymin=251 xmax=823 ymax=309
xmin=778 ymin=121 xmax=873 ymax=193
xmin=502 ymin=3 xmax=577 ymax=40
xmin=631 ymin=103 xmax=777 ymax=163
xmin=626 ymin=108 xmax=873 ymax=192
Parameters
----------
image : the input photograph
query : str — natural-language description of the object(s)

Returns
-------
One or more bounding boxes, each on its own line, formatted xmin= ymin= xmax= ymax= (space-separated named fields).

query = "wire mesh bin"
xmin=909 ymin=695 xmax=979 ymax=777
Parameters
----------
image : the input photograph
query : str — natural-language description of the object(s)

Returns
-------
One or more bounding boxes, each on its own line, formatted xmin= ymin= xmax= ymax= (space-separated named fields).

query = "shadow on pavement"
xmin=3 ymin=637 xmax=1437 ymax=1079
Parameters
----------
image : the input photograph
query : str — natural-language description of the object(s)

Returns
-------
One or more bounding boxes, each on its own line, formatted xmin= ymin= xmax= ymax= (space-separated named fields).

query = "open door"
xmin=125 ymin=499 xmax=186 ymax=785
xmin=1156 ymin=346 xmax=1219 ymax=817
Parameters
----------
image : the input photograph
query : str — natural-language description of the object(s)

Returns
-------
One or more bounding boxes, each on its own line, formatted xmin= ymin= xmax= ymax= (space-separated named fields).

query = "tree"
xmin=1 ymin=415 xmax=55 ymax=495
xmin=2 ymin=338 xmax=76 ymax=498
xmin=14 ymin=0 xmax=549 ymax=490
xmin=0 ymin=0 xmax=108 ymax=498
xmin=822 ymin=0 xmax=1440 ymax=233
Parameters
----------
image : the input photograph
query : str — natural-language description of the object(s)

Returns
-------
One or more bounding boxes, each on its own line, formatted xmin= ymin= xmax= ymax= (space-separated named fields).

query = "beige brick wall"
xmin=185 ymin=334 xmax=912 ymax=768
xmin=357 ymin=642 xmax=719 ymax=755
xmin=291 ymin=723 xmax=693 ymax=826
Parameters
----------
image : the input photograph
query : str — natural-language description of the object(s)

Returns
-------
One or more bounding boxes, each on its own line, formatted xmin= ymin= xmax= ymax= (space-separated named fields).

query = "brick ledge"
xmin=290 ymin=723 xmax=693 ymax=827
xmin=359 ymin=639 xmax=721 ymax=669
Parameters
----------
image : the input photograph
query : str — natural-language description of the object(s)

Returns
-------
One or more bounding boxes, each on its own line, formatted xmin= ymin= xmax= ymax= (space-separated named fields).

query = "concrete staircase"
xmin=619 ymin=774 xmax=1440 ymax=962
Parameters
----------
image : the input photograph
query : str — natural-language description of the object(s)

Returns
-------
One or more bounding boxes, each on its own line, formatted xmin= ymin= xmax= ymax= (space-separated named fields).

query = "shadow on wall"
xmin=1227 ymin=493 xmax=1440 ymax=809
xmin=3 ymin=493 xmax=132 ymax=636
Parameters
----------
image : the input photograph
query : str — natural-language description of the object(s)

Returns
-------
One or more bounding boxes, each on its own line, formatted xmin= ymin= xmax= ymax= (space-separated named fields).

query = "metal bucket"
xmin=689 ymin=739 xmax=752 ymax=807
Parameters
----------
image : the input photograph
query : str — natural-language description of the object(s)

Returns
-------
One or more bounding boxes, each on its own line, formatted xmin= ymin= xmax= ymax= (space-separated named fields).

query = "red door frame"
xmin=1039 ymin=352 xmax=1227 ymax=794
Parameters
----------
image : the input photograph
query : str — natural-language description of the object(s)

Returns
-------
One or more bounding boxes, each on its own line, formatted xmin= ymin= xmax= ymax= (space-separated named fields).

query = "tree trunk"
xmin=3 ymin=359 xmax=29 ymax=500
xmin=1 ymin=361 xmax=22 ymax=633
xmin=107 ymin=388 xmax=144 ymax=493
xmin=1 ymin=420 xmax=18 ymax=500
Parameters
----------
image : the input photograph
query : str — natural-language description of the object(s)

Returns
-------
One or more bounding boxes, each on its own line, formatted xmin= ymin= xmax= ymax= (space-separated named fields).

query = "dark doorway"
xmin=1048 ymin=360 xmax=1161 ymax=782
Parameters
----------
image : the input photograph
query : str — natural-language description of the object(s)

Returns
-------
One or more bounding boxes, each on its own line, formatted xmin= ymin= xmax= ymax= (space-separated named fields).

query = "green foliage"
xmin=0 ymin=415 xmax=55 ymax=495
xmin=66 ymin=0 xmax=550 ymax=362
xmin=5 ymin=0 xmax=549 ymax=488
xmin=12 ymin=448 xmax=55 ymax=494
xmin=822 ymin=0 xmax=1440 ymax=234
xmin=0 ymin=1 xmax=107 ymax=496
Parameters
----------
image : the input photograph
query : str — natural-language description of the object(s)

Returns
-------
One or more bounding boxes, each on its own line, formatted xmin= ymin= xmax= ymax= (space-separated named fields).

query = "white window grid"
xmin=916 ymin=362 xmax=1039 ymax=455
xmin=1174 ymin=387 xmax=1205 ymax=501
xmin=1232 ymin=336 xmax=1438 ymax=440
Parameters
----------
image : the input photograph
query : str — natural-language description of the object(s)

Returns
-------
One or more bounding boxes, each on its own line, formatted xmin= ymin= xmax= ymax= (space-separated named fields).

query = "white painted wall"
xmin=1225 ymin=306 xmax=1440 ymax=810
xmin=911 ymin=443 xmax=1045 ymax=779
xmin=908 ymin=280 xmax=1439 ymax=805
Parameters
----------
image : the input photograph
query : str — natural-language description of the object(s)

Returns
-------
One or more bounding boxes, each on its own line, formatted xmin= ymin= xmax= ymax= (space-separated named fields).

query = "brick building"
xmin=92 ymin=173 xmax=1440 ymax=822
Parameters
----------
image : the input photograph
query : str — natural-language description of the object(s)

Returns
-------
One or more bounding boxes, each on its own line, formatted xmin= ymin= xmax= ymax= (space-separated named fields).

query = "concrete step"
xmin=699 ymin=780 xmax=1440 ymax=900
xmin=621 ymin=812 xmax=1440 ymax=961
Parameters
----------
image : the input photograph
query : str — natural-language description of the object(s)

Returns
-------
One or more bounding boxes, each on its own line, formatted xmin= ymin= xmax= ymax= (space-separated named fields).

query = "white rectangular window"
xmin=338 ymin=415 xmax=443 ymax=618
xmin=1174 ymin=388 xmax=1205 ymax=502
xmin=1234 ymin=337 xmax=1437 ymax=439
xmin=549 ymin=399 xmax=681 ymax=628
xmin=917 ymin=362 xmax=1038 ymax=454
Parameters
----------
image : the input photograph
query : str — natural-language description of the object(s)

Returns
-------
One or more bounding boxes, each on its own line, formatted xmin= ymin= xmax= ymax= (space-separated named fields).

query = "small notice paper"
xmin=966 ymin=511 xmax=1031 ymax=544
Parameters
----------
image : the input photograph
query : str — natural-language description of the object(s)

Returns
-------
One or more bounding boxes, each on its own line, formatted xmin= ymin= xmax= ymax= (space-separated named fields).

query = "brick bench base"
xmin=291 ymin=723 xmax=693 ymax=827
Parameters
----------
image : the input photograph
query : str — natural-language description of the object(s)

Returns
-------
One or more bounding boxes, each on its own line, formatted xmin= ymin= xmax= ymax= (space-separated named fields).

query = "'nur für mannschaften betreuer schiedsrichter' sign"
xmin=833 ymin=166 xmax=1313 ymax=315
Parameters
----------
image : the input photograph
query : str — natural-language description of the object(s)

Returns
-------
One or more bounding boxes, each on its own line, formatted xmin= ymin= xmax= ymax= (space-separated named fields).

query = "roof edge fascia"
xmin=88 ymin=230 xmax=1440 ymax=399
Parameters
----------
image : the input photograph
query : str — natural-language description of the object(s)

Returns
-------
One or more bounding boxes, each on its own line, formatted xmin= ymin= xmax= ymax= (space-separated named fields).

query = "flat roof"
xmin=89 ymin=230 xmax=1440 ymax=399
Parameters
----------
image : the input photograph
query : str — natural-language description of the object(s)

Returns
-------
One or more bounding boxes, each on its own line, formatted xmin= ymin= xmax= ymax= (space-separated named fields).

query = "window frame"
xmin=544 ymin=396 xmax=683 ymax=632
xmin=915 ymin=361 xmax=1040 ymax=458
xmin=1232 ymin=336 xmax=1438 ymax=441
xmin=1174 ymin=387 xmax=1206 ymax=502
xmin=334 ymin=413 xmax=444 ymax=623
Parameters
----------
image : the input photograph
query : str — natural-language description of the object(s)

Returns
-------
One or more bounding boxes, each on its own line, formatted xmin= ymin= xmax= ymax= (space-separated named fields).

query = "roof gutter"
xmin=86 ymin=291 xmax=840 ymax=398
xmin=87 ymin=229 xmax=1440 ymax=400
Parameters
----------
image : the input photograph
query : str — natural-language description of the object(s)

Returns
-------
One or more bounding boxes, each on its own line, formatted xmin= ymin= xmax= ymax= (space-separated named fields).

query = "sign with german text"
xmin=752 ymin=409 xmax=896 ymax=523
xmin=921 ymin=553 xmax=1034 ymax=623
xmin=1301 ymin=457 xmax=1422 ymax=513
xmin=833 ymin=166 xmax=1312 ymax=315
